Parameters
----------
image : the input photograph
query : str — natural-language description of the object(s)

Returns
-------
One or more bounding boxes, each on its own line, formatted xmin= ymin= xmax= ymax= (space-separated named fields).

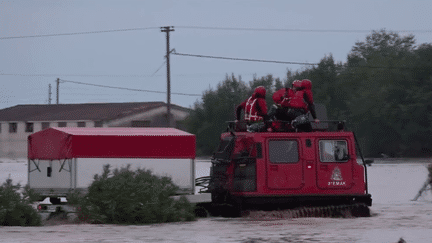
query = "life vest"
xmin=245 ymin=96 xmax=263 ymax=122
xmin=280 ymin=88 xmax=294 ymax=108
xmin=288 ymin=90 xmax=308 ymax=110
xmin=272 ymin=88 xmax=294 ymax=108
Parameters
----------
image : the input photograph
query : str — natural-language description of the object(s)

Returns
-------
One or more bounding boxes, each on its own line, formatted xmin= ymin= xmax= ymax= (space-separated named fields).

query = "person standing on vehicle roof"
xmin=235 ymin=86 xmax=269 ymax=132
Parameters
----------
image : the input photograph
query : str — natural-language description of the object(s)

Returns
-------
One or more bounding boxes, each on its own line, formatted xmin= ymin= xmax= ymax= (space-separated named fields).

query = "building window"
xmin=58 ymin=122 xmax=67 ymax=127
xmin=131 ymin=120 xmax=151 ymax=127
xmin=9 ymin=123 xmax=17 ymax=133
xmin=42 ymin=122 xmax=50 ymax=130
xmin=25 ymin=122 xmax=34 ymax=133
xmin=94 ymin=121 xmax=103 ymax=127
xmin=77 ymin=122 xmax=86 ymax=127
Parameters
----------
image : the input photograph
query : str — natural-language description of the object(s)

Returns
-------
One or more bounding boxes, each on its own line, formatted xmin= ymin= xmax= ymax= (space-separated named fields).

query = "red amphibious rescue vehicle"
xmin=200 ymin=117 xmax=373 ymax=217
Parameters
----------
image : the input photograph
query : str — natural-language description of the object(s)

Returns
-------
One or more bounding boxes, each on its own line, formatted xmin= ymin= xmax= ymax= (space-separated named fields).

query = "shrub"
xmin=74 ymin=164 xmax=196 ymax=224
xmin=0 ymin=178 xmax=42 ymax=226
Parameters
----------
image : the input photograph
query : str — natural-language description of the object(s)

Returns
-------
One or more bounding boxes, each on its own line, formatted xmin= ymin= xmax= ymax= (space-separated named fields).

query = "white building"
xmin=0 ymin=102 xmax=190 ymax=158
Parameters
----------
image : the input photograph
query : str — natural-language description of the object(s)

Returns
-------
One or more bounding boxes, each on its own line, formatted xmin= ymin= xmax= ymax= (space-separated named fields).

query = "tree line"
xmin=185 ymin=29 xmax=432 ymax=158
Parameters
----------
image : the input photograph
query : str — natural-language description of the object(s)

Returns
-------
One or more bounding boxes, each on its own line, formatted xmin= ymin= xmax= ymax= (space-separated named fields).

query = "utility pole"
xmin=56 ymin=78 xmax=60 ymax=104
xmin=48 ymin=84 xmax=52 ymax=104
xmin=160 ymin=26 xmax=174 ymax=127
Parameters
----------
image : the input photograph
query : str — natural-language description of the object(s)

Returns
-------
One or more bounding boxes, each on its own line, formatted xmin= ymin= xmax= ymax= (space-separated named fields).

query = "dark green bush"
xmin=74 ymin=164 xmax=196 ymax=224
xmin=0 ymin=178 xmax=42 ymax=226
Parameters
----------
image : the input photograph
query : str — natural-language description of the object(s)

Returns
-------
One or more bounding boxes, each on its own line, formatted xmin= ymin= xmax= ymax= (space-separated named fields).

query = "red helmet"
xmin=254 ymin=86 xmax=266 ymax=98
xmin=301 ymin=79 xmax=312 ymax=90
xmin=292 ymin=80 xmax=302 ymax=89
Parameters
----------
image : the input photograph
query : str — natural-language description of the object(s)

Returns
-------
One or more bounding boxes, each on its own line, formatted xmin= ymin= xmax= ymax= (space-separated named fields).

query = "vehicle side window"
xmin=269 ymin=140 xmax=298 ymax=163
xmin=319 ymin=140 xmax=349 ymax=162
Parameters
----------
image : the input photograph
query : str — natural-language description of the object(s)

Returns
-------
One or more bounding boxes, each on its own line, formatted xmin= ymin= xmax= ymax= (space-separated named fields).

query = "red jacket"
xmin=289 ymin=89 xmax=317 ymax=119
xmin=289 ymin=90 xmax=308 ymax=109
xmin=236 ymin=94 xmax=268 ymax=122
xmin=272 ymin=88 xmax=294 ymax=107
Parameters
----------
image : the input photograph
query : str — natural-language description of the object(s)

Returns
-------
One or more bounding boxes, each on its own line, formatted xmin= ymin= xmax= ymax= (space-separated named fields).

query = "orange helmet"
xmin=254 ymin=86 xmax=266 ymax=98
xmin=301 ymin=79 xmax=312 ymax=90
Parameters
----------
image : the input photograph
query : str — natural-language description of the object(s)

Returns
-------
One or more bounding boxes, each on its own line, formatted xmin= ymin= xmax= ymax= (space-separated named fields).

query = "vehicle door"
xmin=316 ymin=139 xmax=353 ymax=189
xmin=267 ymin=139 xmax=304 ymax=189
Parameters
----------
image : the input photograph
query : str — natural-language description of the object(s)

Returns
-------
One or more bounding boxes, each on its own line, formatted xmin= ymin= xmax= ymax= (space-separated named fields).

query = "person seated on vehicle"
xmin=268 ymin=85 xmax=295 ymax=122
xmin=235 ymin=86 xmax=269 ymax=132
xmin=286 ymin=79 xmax=320 ymax=132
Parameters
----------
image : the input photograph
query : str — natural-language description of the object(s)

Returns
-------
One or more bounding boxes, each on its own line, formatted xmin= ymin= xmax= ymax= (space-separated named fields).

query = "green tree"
xmin=185 ymin=74 xmax=249 ymax=155
xmin=342 ymin=29 xmax=432 ymax=157
xmin=185 ymin=29 xmax=432 ymax=157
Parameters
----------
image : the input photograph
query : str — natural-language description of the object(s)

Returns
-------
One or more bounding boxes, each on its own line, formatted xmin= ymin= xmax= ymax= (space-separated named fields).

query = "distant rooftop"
xmin=46 ymin=127 xmax=194 ymax=136
xmin=0 ymin=102 xmax=190 ymax=122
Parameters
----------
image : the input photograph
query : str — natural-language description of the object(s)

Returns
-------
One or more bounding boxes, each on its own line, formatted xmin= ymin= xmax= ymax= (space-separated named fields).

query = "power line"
xmin=61 ymin=92 xmax=153 ymax=96
xmin=59 ymin=79 xmax=201 ymax=96
xmin=151 ymin=60 xmax=167 ymax=77
xmin=0 ymin=73 xmax=158 ymax=78
xmin=2 ymin=26 xmax=431 ymax=40
xmin=172 ymin=51 xmax=319 ymax=65
xmin=172 ymin=51 xmax=432 ymax=70
xmin=176 ymin=26 xmax=432 ymax=33
xmin=0 ymin=27 xmax=159 ymax=40
xmin=0 ymin=72 xmax=253 ymax=78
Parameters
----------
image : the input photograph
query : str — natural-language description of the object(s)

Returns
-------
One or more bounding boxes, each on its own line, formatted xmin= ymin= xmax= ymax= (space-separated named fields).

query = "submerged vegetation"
xmin=1 ymin=164 xmax=196 ymax=226
xmin=69 ymin=164 xmax=196 ymax=224
xmin=0 ymin=177 xmax=42 ymax=226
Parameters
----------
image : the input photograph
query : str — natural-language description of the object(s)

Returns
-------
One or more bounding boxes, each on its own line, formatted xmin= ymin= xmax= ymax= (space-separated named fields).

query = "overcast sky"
xmin=1 ymin=0 xmax=431 ymax=110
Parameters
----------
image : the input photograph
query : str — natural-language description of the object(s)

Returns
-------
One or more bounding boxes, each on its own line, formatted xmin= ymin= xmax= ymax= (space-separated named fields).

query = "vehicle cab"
xmin=209 ymin=120 xmax=372 ymax=209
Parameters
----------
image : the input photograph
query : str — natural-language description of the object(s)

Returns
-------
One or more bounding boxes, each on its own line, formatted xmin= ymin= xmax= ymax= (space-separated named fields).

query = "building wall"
xmin=106 ymin=106 xmax=189 ymax=128
xmin=0 ymin=120 xmax=103 ymax=159
xmin=0 ymin=107 xmax=190 ymax=159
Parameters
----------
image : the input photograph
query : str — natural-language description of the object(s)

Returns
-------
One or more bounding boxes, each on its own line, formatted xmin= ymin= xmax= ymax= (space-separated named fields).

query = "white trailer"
xmin=28 ymin=127 xmax=196 ymax=202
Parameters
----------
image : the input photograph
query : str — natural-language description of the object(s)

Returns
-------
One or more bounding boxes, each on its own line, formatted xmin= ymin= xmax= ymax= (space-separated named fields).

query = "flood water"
xmin=1 ymin=159 xmax=432 ymax=242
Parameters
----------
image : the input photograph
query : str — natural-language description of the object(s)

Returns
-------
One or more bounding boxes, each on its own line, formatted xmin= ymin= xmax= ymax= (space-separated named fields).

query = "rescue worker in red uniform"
xmin=268 ymin=79 xmax=319 ymax=132
xmin=268 ymin=86 xmax=295 ymax=121
xmin=286 ymin=79 xmax=319 ymax=132
xmin=235 ymin=86 xmax=269 ymax=132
